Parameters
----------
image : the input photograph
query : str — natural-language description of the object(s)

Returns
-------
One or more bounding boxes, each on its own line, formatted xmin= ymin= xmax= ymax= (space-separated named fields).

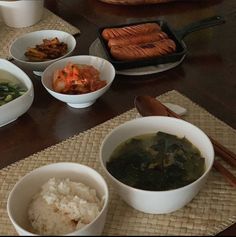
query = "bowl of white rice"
xmin=7 ymin=162 xmax=109 ymax=236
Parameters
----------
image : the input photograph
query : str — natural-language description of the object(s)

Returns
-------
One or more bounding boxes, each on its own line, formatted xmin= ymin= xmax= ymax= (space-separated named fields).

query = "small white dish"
xmin=135 ymin=102 xmax=187 ymax=119
xmin=7 ymin=162 xmax=109 ymax=236
xmin=42 ymin=55 xmax=116 ymax=108
xmin=0 ymin=59 xmax=34 ymax=127
xmin=89 ymin=38 xmax=185 ymax=76
xmin=164 ymin=102 xmax=187 ymax=116
xmin=9 ymin=30 xmax=76 ymax=75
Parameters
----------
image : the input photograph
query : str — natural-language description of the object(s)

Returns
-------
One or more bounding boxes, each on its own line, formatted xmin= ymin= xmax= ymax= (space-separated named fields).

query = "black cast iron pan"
xmin=98 ymin=15 xmax=225 ymax=70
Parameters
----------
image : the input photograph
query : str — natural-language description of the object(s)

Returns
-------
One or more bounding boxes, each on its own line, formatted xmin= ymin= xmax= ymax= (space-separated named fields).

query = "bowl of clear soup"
xmin=0 ymin=59 xmax=34 ymax=127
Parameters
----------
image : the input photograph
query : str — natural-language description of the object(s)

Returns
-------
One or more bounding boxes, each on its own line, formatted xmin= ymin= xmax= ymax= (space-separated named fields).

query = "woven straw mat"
xmin=0 ymin=8 xmax=80 ymax=59
xmin=0 ymin=90 xmax=235 ymax=236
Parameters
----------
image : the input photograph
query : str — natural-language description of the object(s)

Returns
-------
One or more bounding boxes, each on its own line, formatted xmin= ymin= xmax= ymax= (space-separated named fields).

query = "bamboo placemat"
xmin=0 ymin=90 xmax=235 ymax=236
xmin=0 ymin=8 xmax=80 ymax=59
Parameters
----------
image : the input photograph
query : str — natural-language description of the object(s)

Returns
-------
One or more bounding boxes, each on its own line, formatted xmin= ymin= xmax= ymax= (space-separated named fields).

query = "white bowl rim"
xmin=7 ymin=162 xmax=109 ymax=236
xmin=0 ymin=59 xmax=33 ymax=109
xmin=41 ymin=55 xmax=116 ymax=97
xmin=100 ymin=116 xmax=214 ymax=194
xmin=9 ymin=30 xmax=76 ymax=65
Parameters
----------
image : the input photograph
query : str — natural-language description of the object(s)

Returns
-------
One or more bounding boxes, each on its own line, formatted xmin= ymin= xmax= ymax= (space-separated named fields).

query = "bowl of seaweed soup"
xmin=106 ymin=131 xmax=205 ymax=191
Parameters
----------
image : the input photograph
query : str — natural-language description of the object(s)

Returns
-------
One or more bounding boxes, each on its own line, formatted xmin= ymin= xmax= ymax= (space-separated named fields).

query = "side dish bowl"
xmin=9 ymin=30 xmax=76 ymax=74
xmin=41 ymin=55 xmax=116 ymax=108
xmin=100 ymin=116 xmax=214 ymax=214
xmin=0 ymin=59 xmax=34 ymax=127
xmin=7 ymin=162 xmax=109 ymax=236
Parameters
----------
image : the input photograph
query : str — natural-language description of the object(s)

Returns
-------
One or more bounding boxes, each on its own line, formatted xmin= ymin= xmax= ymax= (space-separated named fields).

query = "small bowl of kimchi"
xmin=41 ymin=55 xmax=116 ymax=108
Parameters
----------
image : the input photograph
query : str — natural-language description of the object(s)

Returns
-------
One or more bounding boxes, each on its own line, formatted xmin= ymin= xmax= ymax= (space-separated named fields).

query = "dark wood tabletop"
xmin=1 ymin=0 xmax=235 ymax=235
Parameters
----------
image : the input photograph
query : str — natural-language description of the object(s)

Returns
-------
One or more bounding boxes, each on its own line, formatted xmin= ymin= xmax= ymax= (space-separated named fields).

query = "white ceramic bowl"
xmin=100 ymin=116 xmax=214 ymax=214
xmin=0 ymin=59 xmax=34 ymax=127
xmin=41 ymin=55 xmax=116 ymax=108
xmin=7 ymin=162 xmax=109 ymax=236
xmin=9 ymin=30 xmax=76 ymax=74
xmin=0 ymin=0 xmax=44 ymax=28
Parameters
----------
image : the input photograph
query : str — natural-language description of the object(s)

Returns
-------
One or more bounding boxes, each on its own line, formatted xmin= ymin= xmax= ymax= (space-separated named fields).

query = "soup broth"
xmin=106 ymin=132 xmax=205 ymax=191
xmin=0 ymin=69 xmax=27 ymax=106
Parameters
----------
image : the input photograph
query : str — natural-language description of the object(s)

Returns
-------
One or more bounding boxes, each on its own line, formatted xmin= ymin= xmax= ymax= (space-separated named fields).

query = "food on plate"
xmin=102 ymin=22 xmax=161 ymax=41
xmin=106 ymin=132 xmax=205 ymax=191
xmin=107 ymin=31 xmax=168 ymax=48
xmin=25 ymin=37 xmax=68 ymax=61
xmin=110 ymin=38 xmax=176 ymax=61
xmin=101 ymin=22 xmax=177 ymax=62
xmin=0 ymin=69 xmax=27 ymax=106
xmin=28 ymin=177 xmax=104 ymax=235
xmin=52 ymin=63 xmax=107 ymax=94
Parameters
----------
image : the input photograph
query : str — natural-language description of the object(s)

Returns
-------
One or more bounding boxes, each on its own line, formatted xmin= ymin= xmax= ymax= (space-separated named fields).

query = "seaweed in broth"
xmin=0 ymin=69 xmax=27 ymax=106
xmin=106 ymin=132 xmax=205 ymax=191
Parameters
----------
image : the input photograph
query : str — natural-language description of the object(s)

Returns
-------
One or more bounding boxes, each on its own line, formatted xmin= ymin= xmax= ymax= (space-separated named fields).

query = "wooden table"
xmin=0 ymin=0 xmax=235 ymax=235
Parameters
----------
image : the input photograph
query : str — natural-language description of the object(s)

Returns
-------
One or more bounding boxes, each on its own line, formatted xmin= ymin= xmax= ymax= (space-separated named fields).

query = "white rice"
xmin=28 ymin=178 xmax=103 ymax=235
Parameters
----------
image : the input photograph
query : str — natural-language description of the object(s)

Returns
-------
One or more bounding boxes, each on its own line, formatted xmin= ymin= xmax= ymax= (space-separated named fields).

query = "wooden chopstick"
xmin=163 ymin=104 xmax=236 ymax=187
xmin=210 ymin=137 xmax=236 ymax=167
xmin=214 ymin=160 xmax=236 ymax=187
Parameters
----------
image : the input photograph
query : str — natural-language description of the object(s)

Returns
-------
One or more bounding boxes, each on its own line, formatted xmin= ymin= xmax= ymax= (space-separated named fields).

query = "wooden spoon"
xmin=134 ymin=95 xmax=169 ymax=117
